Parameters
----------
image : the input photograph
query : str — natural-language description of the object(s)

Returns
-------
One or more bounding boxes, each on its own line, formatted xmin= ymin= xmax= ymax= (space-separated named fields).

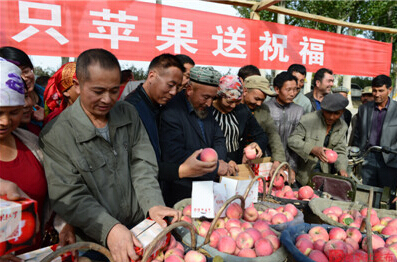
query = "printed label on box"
xmin=0 ymin=199 xmax=22 ymax=242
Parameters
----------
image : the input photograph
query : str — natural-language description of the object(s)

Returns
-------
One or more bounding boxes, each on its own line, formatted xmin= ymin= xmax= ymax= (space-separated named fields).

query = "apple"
xmin=184 ymin=250 xmax=206 ymax=262
xmin=217 ymin=236 xmax=236 ymax=254
xmin=271 ymin=213 xmax=287 ymax=225
xmin=261 ymin=229 xmax=277 ymax=238
xmin=243 ymin=206 xmax=258 ymax=222
xmin=228 ymin=227 xmax=243 ymax=240
xmin=342 ymin=250 xmax=368 ymax=262
xmin=389 ymin=243 xmax=397 ymax=259
xmin=164 ymin=248 xmax=184 ymax=259
xmin=284 ymin=191 xmax=295 ymax=199
xmin=237 ymin=248 xmax=256 ymax=258
xmin=198 ymin=221 xmax=211 ymax=237
xmin=258 ymin=211 xmax=272 ymax=222
xmin=296 ymin=238 xmax=314 ymax=255
xmin=255 ymin=238 xmax=274 ymax=256
xmin=273 ymin=174 xmax=284 ymax=189
xmin=313 ymin=239 xmax=326 ymax=251
xmin=233 ymin=247 xmax=240 ymax=256
xmin=362 ymin=234 xmax=385 ymax=252
xmin=329 ymin=227 xmax=347 ymax=240
xmin=214 ymin=228 xmax=229 ymax=238
xmin=244 ymin=146 xmax=256 ymax=160
xmin=387 ymin=219 xmax=397 ymax=228
xmin=200 ymin=148 xmax=218 ymax=162
xmin=266 ymin=234 xmax=280 ymax=250
xmin=345 ymin=237 xmax=359 ymax=251
xmin=325 ymin=149 xmax=338 ymax=163
xmin=164 ymin=255 xmax=184 ymax=262
xmin=283 ymin=211 xmax=294 ymax=222
xmin=209 ymin=231 xmax=221 ymax=248
xmin=282 ymin=185 xmax=293 ymax=193
xmin=324 ymin=239 xmax=348 ymax=258
xmin=329 ymin=206 xmax=343 ymax=217
xmin=373 ymin=247 xmax=397 ymax=262
xmin=382 ymin=225 xmax=397 ymax=236
xmin=309 ymin=226 xmax=329 ymax=242
xmin=175 ymin=242 xmax=184 ymax=252
xmin=298 ymin=186 xmax=314 ymax=200
xmin=326 ymin=213 xmax=339 ymax=222
xmin=253 ymin=220 xmax=270 ymax=232
xmin=182 ymin=204 xmax=192 ymax=216
xmin=276 ymin=206 xmax=284 ymax=213
xmin=370 ymin=213 xmax=380 ymax=226
xmin=380 ymin=217 xmax=393 ymax=226
xmin=236 ymin=232 xmax=254 ymax=249
xmin=339 ymin=213 xmax=354 ymax=226
xmin=266 ymin=208 xmax=278 ymax=216
xmin=181 ymin=215 xmax=192 ymax=224
xmin=373 ymin=224 xmax=386 ymax=233
xmin=226 ymin=203 xmax=243 ymax=219
xmin=245 ymin=228 xmax=261 ymax=243
xmin=241 ymin=221 xmax=253 ymax=230
xmin=284 ymin=203 xmax=298 ymax=217
xmin=296 ymin=233 xmax=313 ymax=243
xmin=168 ymin=235 xmax=177 ymax=249
xmin=360 ymin=207 xmax=377 ymax=217
xmin=346 ymin=227 xmax=362 ymax=243
xmin=225 ymin=218 xmax=241 ymax=231
xmin=308 ymin=250 xmax=328 ymax=262
xmin=386 ymin=235 xmax=397 ymax=246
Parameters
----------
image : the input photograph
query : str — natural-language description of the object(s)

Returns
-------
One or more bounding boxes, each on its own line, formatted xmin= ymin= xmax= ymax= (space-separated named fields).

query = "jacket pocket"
xmin=75 ymin=156 xmax=106 ymax=173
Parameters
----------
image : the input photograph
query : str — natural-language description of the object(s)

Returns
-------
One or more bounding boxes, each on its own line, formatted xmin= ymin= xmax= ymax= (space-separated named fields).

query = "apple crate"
xmin=308 ymin=198 xmax=397 ymax=232
xmin=280 ymin=223 xmax=396 ymax=262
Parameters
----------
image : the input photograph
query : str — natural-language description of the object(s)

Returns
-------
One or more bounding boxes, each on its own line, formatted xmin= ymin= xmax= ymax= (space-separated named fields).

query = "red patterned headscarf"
xmin=44 ymin=62 xmax=76 ymax=116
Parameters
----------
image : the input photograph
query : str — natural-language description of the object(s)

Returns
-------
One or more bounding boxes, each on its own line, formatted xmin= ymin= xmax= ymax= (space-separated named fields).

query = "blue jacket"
xmin=159 ymin=90 xmax=227 ymax=206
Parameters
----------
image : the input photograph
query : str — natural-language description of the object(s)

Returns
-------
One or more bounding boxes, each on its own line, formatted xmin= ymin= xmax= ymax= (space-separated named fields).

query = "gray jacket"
xmin=40 ymin=98 xmax=164 ymax=246
xmin=294 ymin=91 xmax=312 ymax=114
xmin=265 ymin=98 xmax=304 ymax=171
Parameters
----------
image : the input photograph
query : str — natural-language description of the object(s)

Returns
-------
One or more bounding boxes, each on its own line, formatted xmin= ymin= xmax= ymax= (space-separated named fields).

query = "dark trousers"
xmin=361 ymin=151 xmax=397 ymax=190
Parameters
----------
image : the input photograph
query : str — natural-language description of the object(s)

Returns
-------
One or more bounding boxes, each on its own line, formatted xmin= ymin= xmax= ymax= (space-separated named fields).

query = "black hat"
xmin=321 ymin=93 xmax=348 ymax=112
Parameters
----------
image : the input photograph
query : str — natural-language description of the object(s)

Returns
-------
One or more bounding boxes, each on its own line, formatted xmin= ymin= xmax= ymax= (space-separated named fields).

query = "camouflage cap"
xmin=190 ymin=66 xmax=221 ymax=87
xmin=362 ymin=86 xmax=372 ymax=95
xmin=332 ymin=86 xmax=349 ymax=94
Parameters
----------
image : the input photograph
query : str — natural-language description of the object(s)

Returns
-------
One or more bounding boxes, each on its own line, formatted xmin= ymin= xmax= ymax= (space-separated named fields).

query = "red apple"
xmin=209 ymin=231 xmax=221 ymax=248
xmin=228 ymin=227 xmax=243 ymax=240
xmin=309 ymin=226 xmax=330 ymax=242
xmin=329 ymin=227 xmax=347 ymax=241
xmin=324 ymin=239 xmax=348 ymax=258
xmin=373 ymin=247 xmax=397 ymax=262
xmin=308 ymin=250 xmax=328 ymax=262
xmin=200 ymin=148 xmax=218 ymax=162
xmin=284 ymin=203 xmax=298 ymax=217
xmin=386 ymin=234 xmax=397 ymax=246
xmin=325 ymin=149 xmax=338 ymax=163
xmin=182 ymin=204 xmax=192 ymax=216
xmin=342 ymin=250 xmax=368 ymax=262
xmin=243 ymin=206 xmax=258 ymax=222
xmin=255 ymin=238 xmax=274 ymax=256
xmin=214 ymin=228 xmax=229 ymax=238
xmin=217 ymin=236 xmax=236 ymax=254
xmin=345 ymin=237 xmax=359 ymax=251
xmin=237 ymin=248 xmax=256 ymax=258
xmin=346 ymin=227 xmax=362 ymax=243
xmin=313 ymin=239 xmax=326 ymax=251
xmin=296 ymin=238 xmax=314 ymax=255
xmin=241 ymin=221 xmax=253 ymax=231
xmin=382 ymin=225 xmax=397 ymax=236
xmin=362 ymin=234 xmax=385 ymax=252
xmin=236 ymin=232 xmax=254 ymax=249
xmin=198 ymin=221 xmax=211 ymax=237
xmin=244 ymin=146 xmax=256 ymax=160
xmin=225 ymin=218 xmax=241 ymax=231
xmin=245 ymin=228 xmax=261 ymax=243
xmin=253 ymin=220 xmax=270 ymax=232
xmin=164 ymin=255 xmax=184 ymax=262
xmin=266 ymin=234 xmax=280 ymax=250
xmin=184 ymin=250 xmax=206 ymax=262
xmin=271 ymin=213 xmax=287 ymax=225
xmin=298 ymin=186 xmax=314 ymax=200
xmin=226 ymin=203 xmax=243 ymax=219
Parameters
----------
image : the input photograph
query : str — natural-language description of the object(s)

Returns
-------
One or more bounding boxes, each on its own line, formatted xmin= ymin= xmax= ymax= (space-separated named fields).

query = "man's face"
xmin=361 ymin=93 xmax=374 ymax=104
xmin=243 ymin=88 xmax=266 ymax=110
xmin=292 ymin=72 xmax=305 ymax=96
xmin=147 ymin=66 xmax=182 ymax=105
xmin=316 ymin=73 xmax=334 ymax=95
xmin=372 ymin=85 xmax=391 ymax=106
xmin=180 ymin=63 xmax=194 ymax=91
xmin=275 ymin=80 xmax=296 ymax=105
xmin=322 ymin=109 xmax=344 ymax=127
xmin=186 ymin=82 xmax=217 ymax=119
xmin=77 ymin=63 xmax=120 ymax=122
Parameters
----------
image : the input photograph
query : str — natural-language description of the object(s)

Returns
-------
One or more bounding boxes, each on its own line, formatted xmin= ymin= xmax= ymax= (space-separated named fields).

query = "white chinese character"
xmin=212 ymin=26 xmax=247 ymax=58
xmin=299 ymin=37 xmax=325 ymax=65
xmin=259 ymin=31 xmax=289 ymax=62
xmin=12 ymin=1 xmax=68 ymax=45
xmin=89 ymin=9 xmax=138 ymax=49
xmin=156 ymin=18 xmax=198 ymax=54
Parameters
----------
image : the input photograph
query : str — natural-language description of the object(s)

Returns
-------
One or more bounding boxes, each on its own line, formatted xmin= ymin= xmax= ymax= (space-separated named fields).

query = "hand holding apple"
xmin=243 ymin=142 xmax=262 ymax=162
xmin=199 ymin=148 xmax=218 ymax=162
xmin=179 ymin=149 xmax=217 ymax=178
xmin=325 ymin=149 xmax=338 ymax=163
xmin=311 ymin=146 xmax=329 ymax=163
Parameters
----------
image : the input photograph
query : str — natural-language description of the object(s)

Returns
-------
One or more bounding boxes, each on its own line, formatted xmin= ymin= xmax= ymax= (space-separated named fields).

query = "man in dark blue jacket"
xmin=159 ymin=66 xmax=231 ymax=206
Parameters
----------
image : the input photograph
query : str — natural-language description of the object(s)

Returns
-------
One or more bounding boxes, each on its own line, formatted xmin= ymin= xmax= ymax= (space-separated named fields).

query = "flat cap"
xmin=332 ymin=86 xmax=349 ymax=94
xmin=362 ymin=86 xmax=372 ymax=95
xmin=321 ymin=93 xmax=349 ymax=112
xmin=190 ymin=66 xmax=221 ymax=87
xmin=244 ymin=75 xmax=276 ymax=97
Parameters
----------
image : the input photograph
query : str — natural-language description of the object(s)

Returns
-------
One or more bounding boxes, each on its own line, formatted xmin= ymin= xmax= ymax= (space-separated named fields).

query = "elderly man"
xmin=306 ymin=68 xmax=334 ymax=112
xmin=287 ymin=64 xmax=312 ymax=114
xmin=288 ymin=93 xmax=349 ymax=186
xmin=241 ymin=74 xmax=287 ymax=176
xmin=331 ymin=86 xmax=352 ymax=128
xmin=352 ymin=75 xmax=397 ymax=189
xmin=265 ymin=72 xmax=304 ymax=182
xmin=159 ymin=66 xmax=230 ymax=207
xmin=40 ymin=49 xmax=180 ymax=262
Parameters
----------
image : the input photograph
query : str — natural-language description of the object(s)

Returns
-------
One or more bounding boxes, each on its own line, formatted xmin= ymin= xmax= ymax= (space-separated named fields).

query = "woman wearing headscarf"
xmin=212 ymin=75 xmax=268 ymax=171
xmin=0 ymin=58 xmax=75 ymax=257
xmin=43 ymin=62 xmax=79 ymax=125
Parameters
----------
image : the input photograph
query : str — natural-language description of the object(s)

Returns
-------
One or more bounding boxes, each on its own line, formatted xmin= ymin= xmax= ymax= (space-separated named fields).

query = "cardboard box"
xmin=249 ymin=157 xmax=272 ymax=180
xmin=130 ymin=219 xmax=170 ymax=261
xmin=17 ymin=244 xmax=74 ymax=262
xmin=191 ymin=181 xmax=227 ymax=218
xmin=0 ymin=197 xmax=37 ymax=255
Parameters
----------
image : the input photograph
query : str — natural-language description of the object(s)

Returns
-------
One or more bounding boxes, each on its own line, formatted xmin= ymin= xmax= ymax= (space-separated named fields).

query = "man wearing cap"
xmin=159 ymin=66 xmax=230 ymax=207
xmin=348 ymin=86 xmax=373 ymax=145
xmin=124 ymin=54 xmax=217 ymax=201
xmin=265 ymin=72 xmax=304 ymax=182
xmin=331 ymin=86 xmax=352 ymax=128
xmin=288 ymin=93 xmax=349 ymax=186
xmin=352 ymin=75 xmax=397 ymax=189
xmin=306 ymin=68 xmax=334 ymax=112
xmin=287 ymin=64 xmax=312 ymax=114
xmin=241 ymin=74 xmax=287 ymax=176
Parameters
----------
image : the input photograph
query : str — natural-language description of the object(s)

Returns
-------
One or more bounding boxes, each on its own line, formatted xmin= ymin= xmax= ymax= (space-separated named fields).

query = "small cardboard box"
xmin=0 ymin=197 xmax=37 ymax=255
xmin=17 ymin=244 xmax=74 ymax=262
xmin=191 ymin=181 xmax=227 ymax=218
xmin=130 ymin=219 xmax=170 ymax=261
xmin=249 ymin=157 xmax=272 ymax=180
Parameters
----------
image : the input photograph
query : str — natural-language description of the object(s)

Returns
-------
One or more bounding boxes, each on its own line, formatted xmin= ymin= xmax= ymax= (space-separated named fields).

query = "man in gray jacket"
xmin=265 ymin=72 xmax=304 ymax=182
xmin=40 ymin=49 xmax=180 ymax=262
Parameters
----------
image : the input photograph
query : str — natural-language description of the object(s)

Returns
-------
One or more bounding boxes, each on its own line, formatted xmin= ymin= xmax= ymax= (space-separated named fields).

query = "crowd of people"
xmin=0 ymin=46 xmax=396 ymax=262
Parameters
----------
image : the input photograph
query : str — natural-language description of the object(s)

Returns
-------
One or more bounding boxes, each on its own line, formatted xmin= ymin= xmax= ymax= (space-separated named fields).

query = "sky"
xmin=30 ymin=0 xmax=241 ymax=75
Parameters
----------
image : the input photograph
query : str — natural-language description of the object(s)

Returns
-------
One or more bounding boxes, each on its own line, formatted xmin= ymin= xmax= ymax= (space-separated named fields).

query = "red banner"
xmin=0 ymin=0 xmax=392 ymax=77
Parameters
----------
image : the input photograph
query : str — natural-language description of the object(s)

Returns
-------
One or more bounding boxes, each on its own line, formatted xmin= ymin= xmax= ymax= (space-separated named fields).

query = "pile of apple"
xmin=294 ymin=226 xmax=397 ymax=262
xmin=265 ymin=176 xmax=319 ymax=201
xmin=322 ymin=206 xmax=397 ymax=234
xmin=152 ymin=235 xmax=207 ymax=262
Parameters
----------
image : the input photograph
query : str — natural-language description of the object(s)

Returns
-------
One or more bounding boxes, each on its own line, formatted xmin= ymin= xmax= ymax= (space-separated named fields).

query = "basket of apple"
xmin=173 ymin=194 xmax=288 ymax=261
xmin=308 ymin=198 xmax=397 ymax=234
xmin=264 ymin=163 xmax=322 ymax=210
xmin=280 ymin=223 xmax=397 ymax=262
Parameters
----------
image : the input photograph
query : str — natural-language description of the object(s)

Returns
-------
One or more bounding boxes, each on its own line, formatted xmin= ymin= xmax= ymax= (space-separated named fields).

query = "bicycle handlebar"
xmin=362 ymin=146 xmax=397 ymax=158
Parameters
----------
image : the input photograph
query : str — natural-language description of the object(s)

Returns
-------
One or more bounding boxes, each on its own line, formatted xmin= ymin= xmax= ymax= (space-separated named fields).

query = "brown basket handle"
xmin=141 ymin=221 xmax=196 ymax=262
xmin=200 ymin=194 xmax=245 ymax=248
xmin=40 ymin=242 xmax=114 ymax=262
xmin=267 ymin=162 xmax=292 ymax=197
xmin=243 ymin=176 xmax=267 ymax=202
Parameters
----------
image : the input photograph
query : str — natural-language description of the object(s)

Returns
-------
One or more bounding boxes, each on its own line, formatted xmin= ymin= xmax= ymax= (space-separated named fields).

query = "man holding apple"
xmin=288 ymin=93 xmax=349 ymax=186
xmin=159 ymin=66 xmax=231 ymax=206
xmin=40 ymin=49 xmax=180 ymax=262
